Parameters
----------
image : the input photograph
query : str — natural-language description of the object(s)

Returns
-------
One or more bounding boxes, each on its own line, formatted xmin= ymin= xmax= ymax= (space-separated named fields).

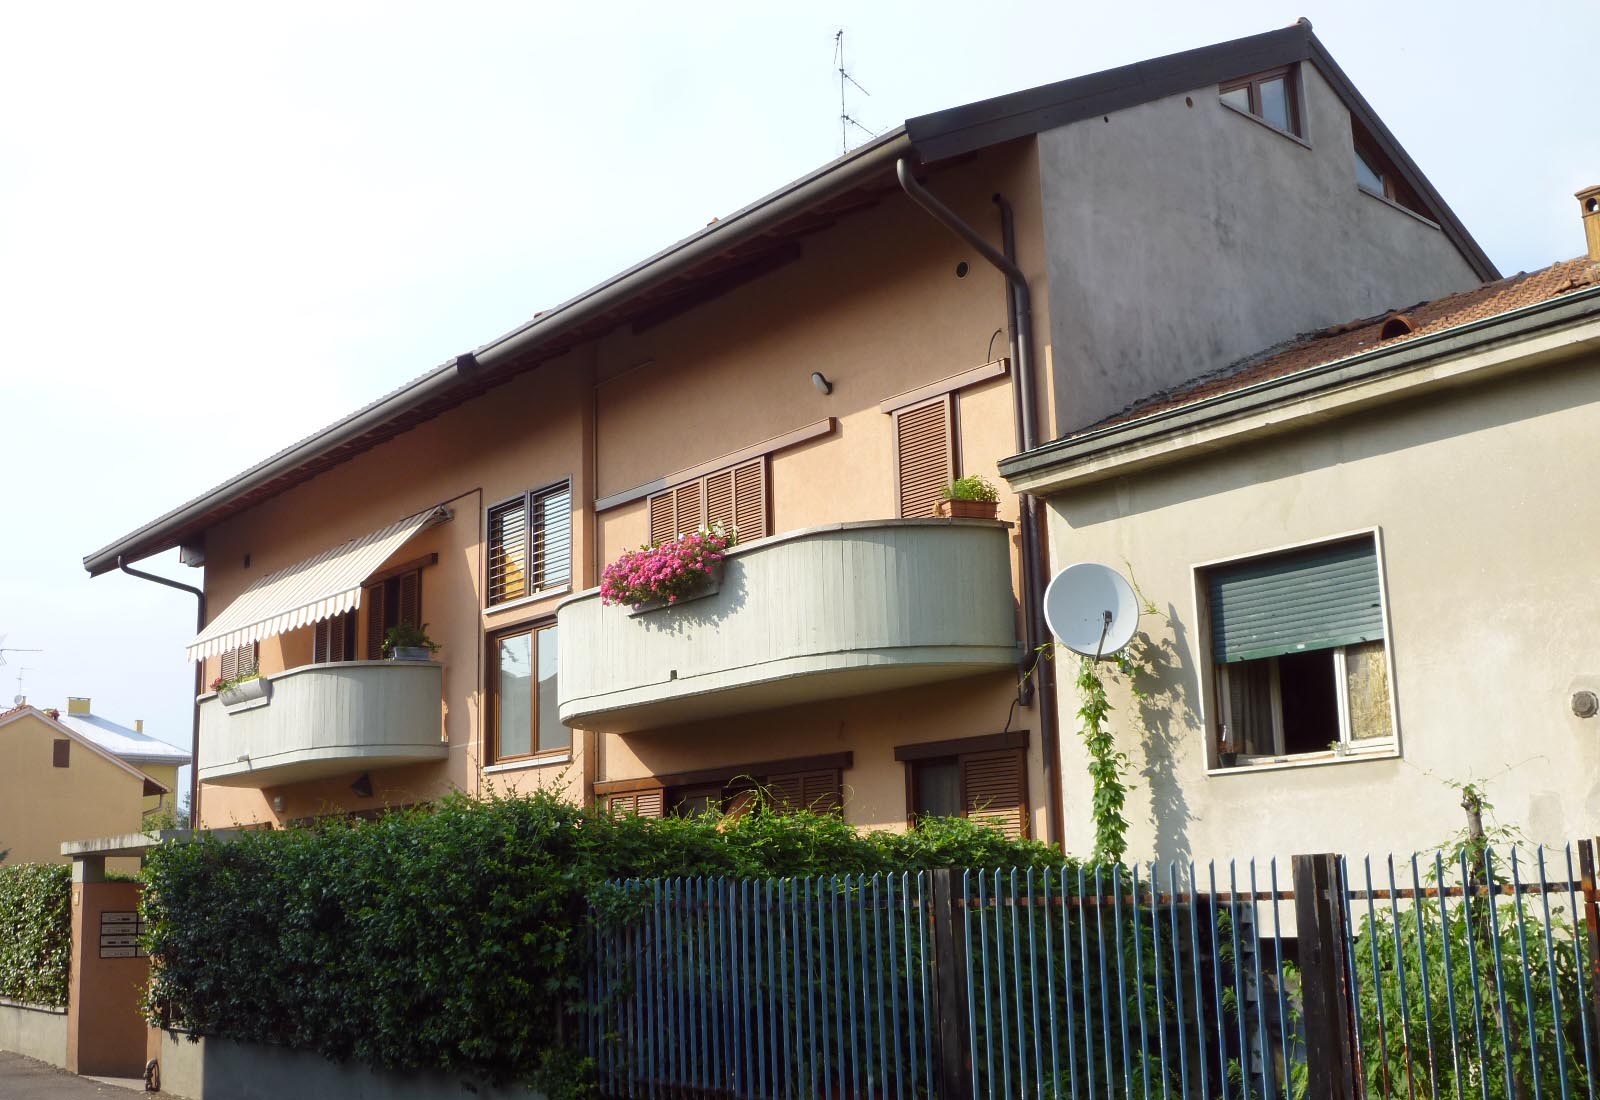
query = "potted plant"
xmin=937 ymin=475 xmax=1000 ymax=520
xmin=211 ymin=669 xmax=268 ymax=708
xmin=601 ymin=525 xmax=732 ymax=614
xmin=1217 ymin=730 xmax=1242 ymax=768
xmin=384 ymin=622 xmax=440 ymax=662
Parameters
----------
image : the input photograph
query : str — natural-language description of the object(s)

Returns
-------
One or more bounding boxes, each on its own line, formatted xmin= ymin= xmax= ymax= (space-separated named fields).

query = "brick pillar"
xmin=66 ymin=856 xmax=150 ymax=1077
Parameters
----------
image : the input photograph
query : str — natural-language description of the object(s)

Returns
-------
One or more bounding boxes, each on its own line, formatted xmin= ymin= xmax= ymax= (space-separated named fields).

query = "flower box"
xmin=627 ymin=560 xmax=725 ymax=616
xmin=937 ymin=499 xmax=999 ymax=520
xmin=219 ymin=677 xmax=270 ymax=710
xmin=602 ymin=527 xmax=732 ymax=612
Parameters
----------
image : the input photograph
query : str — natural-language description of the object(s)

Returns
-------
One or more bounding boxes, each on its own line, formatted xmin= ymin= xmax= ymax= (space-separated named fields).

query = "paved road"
xmin=0 ymin=1052 xmax=176 ymax=1098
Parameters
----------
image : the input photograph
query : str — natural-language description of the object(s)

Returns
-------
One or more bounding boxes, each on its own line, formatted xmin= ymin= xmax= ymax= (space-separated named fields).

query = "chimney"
xmin=1578 ymin=185 xmax=1600 ymax=263
xmin=43 ymin=708 xmax=60 ymax=721
xmin=135 ymin=719 xmax=144 ymax=734
xmin=66 ymin=696 xmax=91 ymax=716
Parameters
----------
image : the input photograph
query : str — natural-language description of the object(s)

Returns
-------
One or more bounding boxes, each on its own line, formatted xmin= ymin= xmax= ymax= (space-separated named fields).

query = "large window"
xmin=1219 ymin=65 xmax=1301 ymax=138
xmin=487 ymin=480 xmax=572 ymax=606
xmin=898 ymin=732 xmax=1028 ymax=838
xmin=489 ymin=623 xmax=564 ymax=763
xmin=1203 ymin=533 xmax=1396 ymax=769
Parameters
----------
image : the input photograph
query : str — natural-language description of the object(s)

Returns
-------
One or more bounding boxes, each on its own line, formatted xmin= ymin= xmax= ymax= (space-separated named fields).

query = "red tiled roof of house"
xmin=1083 ymin=257 xmax=1600 ymax=434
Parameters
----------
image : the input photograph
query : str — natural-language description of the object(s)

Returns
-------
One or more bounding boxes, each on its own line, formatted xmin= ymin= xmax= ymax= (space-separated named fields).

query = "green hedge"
xmin=141 ymin=790 xmax=1061 ymax=1089
xmin=0 ymin=863 xmax=72 ymax=1007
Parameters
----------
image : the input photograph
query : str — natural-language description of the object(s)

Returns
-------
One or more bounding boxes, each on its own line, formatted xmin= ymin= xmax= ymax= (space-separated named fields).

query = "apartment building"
xmin=83 ymin=22 xmax=1493 ymax=844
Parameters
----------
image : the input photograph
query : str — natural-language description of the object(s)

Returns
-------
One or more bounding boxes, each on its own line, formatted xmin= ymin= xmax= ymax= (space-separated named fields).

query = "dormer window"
xmin=1352 ymin=134 xmax=1430 ymax=219
xmin=1219 ymin=66 xmax=1301 ymax=137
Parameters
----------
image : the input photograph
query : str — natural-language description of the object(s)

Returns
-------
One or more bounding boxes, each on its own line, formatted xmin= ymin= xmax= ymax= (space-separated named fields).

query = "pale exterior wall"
xmin=1045 ymin=355 xmax=1600 ymax=865
xmin=141 ymin=763 xmax=179 ymax=817
xmin=0 ymin=713 xmax=149 ymax=867
xmin=1037 ymin=64 xmax=1484 ymax=431
xmin=192 ymin=141 xmax=1055 ymax=837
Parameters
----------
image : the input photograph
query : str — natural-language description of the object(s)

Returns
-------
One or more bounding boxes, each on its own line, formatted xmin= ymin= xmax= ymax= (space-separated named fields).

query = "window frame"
xmin=1193 ymin=527 xmax=1402 ymax=775
xmin=896 ymin=731 xmax=1029 ymax=836
xmin=1218 ymin=64 xmax=1304 ymax=139
xmin=485 ymin=477 xmax=573 ymax=609
xmin=485 ymin=618 xmax=566 ymax=766
xmin=1351 ymin=139 xmax=1434 ymax=222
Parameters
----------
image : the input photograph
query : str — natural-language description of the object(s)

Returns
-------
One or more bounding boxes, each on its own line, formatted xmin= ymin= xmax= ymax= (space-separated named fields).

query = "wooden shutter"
xmin=960 ymin=749 xmax=1027 ymax=839
xmin=607 ymin=791 xmax=664 ymax=818
xmin=52 ymin=739 xmax=70 ymax=768
xmin=219 ymin=642 xmax=257 ymax=680
xmin=764 ymin=772 xmax=804 ymax=812
xmin=732 ymin=459 xmax=768 ymax=539
xmin=487 ymin=497 xmax=528 ymax=605
xmin=673 ymin=482 xmax=702 ymax=534
xmin=364 ymin=583 xmax=386 ymax=660
xmin=654 ymin=459 xmax=768 ymax=545
xmin=220 ymin=646 xmax=238 ymax=681
xmin=705 ymin=469 xmax=735 ymax=531
xmin=764 ymin=769 xmax=841 ymax=814
xmin=894 ymin=395 xmax=955 ymax=518
xmin=648 ymin=490 xmax=675 ymax=545
xmin=397 ymin=570 xmax=421 ymax=630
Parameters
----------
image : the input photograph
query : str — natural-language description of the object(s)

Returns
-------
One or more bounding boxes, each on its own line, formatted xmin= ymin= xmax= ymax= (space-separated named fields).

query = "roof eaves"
xmin=999 ymin=281 xmax=1600 ymax=484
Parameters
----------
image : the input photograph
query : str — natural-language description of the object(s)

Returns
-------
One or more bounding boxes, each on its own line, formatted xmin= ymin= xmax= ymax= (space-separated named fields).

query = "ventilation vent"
xmin=1379 ymin=314 xmax=1415 ymax=341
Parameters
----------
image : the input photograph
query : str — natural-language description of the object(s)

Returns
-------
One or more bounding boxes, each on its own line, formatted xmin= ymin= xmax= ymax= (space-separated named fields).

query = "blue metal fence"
xmin=584 ymin=845 xmax=1600 ymax=1100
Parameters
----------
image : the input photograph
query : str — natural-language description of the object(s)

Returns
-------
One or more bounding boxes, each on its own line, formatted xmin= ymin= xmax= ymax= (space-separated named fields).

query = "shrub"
xmin=0 ymin=863 xmax=71 ymax=1007
xmin=600 ymin=526 xmax=731 ymax=608
xmin=943 ymin=474 xmax=999 ymax=502
xmin=141 ymin=790 xmax=1061 ymax=1089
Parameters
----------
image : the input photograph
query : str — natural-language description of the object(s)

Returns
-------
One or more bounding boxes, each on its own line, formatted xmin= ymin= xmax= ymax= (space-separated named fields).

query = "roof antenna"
xmin=0 ymin=635 xmax=43 ymax=669
xmin=834 ymin=29 xmax=879 ymax=155
xmin=13 ymin=666 xmax=34 ymax=705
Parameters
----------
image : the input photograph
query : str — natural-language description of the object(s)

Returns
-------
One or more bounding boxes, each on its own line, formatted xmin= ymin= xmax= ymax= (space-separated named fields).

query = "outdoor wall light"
xmin=271 ymin=794 xmax=285 ymax=812
xmin=811 ymin=371 xmax=832 ymax=395
xmin=350 ymin=772 xmax=374 ymax=798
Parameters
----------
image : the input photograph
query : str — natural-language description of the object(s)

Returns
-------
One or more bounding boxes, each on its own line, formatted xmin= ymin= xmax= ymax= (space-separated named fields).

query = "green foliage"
xmin=381 ymin=621 xmax=439 ymax=655
xmin=0 ymin=863 xmax=71 ymax=1007
xmin=942 ymin=474 xmax=999 ymax=502
xmin=1074 ymin=657 xmax=1131 ymax=864
xmin=142 ymin=789 xmax=1061 ymax=1090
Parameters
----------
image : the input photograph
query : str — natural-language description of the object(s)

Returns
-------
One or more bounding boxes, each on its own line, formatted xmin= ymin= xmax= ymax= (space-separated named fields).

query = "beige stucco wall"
xmin=0 ymin=713 xmax=150 ymax=867
xmin=1045 ymin=353 xmax=1600 ymax=865
xmin=192 ymin=140 xmax=1056 ymax=837
xmin=141 ymin=763 xmax=179 ymax=817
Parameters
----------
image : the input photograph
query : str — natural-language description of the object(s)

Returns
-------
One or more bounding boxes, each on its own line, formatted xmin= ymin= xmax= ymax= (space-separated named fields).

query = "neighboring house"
xmin=1000 ymin=193 xmax=1600 ymax=862
xmin=82 ymin=22 xmax=1493 ymax=844
xmin=55 ymin=696 xmax=190 ymax=818
xmin=0 ymin=705 xmax=170 ymax=870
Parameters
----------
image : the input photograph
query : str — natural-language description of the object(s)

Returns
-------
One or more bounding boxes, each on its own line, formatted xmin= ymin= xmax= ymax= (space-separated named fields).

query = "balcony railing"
xmin=557 ymin=518 xmax=1020 ymax=733
xmin=197 ymin=660 xmax=446 ymax=787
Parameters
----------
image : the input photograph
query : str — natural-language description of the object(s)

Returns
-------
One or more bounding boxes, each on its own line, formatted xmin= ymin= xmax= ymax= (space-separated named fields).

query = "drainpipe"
xmin=896 ymin=158 xmax=1064 ymax=851
xmin=117 ymin=556 xmax=204 ymax=829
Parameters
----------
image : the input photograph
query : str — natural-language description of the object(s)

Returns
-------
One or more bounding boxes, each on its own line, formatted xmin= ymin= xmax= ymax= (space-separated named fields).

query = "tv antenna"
xmin=13 ymin=666 xmax=34 ymax=704
xmin=0 ymin=635 xmax=42 ymax=669
xmin=1043 ymin=563 xmax=1141 ymax=659
xmin=833 ymin=30 xmax=880 ymax=155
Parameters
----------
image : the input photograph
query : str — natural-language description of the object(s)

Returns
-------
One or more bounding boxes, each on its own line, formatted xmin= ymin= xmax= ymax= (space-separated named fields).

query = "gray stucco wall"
xmin=1038 ymin=64 xmax=1484 ymax=431
xmin=0 ymin=1000 xmax=68 ymax=1069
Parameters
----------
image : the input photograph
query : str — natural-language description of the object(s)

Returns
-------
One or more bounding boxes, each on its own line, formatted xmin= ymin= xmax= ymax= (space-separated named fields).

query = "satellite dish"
xmin=1043 ymin=562 xmax=1140 ymax=657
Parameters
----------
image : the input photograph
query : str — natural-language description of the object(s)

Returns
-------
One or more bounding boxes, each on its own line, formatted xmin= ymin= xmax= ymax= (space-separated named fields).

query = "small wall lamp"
xmin=811 ymin=371 xmax=832 ymax=395
xmin=350 ymin=772 xmax=374 ymax=799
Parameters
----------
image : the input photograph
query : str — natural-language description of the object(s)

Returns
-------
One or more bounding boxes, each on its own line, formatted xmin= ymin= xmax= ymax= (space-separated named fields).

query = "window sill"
xmin=484 ymin=752 xmax=572 ymax=774
xmin=1356 ymin=185 xmax=1440 ymax=229
xmin=1218 ymin=98 xmax=1311 ymax=150
xmin=1207 ymin=747 xmax=1398 ymax=777
xmin=483 ymin=586 xmax=572 ymax=620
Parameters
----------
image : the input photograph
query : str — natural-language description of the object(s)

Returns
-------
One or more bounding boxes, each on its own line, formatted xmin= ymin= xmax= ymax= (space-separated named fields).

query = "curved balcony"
xmin=197 ymin=661 xmax=446 ymax=787
xmin=557 ymin=519 xmax=1020 ymax=733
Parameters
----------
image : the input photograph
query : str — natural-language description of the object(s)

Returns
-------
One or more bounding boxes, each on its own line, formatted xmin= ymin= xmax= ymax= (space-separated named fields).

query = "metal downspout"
xmin=896 ymin=158 xmax=1064 ymax=850
xmin=118 ymin=556 xmax=205 ymax=827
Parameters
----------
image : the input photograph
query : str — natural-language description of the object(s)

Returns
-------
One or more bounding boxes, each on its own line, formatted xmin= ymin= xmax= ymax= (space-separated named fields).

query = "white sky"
xmin=1 ymin=2 xmax=1592 ymax=805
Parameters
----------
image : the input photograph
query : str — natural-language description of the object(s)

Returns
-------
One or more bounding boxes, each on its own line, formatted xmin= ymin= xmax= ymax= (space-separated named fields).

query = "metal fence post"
xmin=1579 ymin=838 xmax=1600 ymax=1060
xmin=1294 ymin=852 xmax=1359 ymax=1100
xmin=929 ymin=868 xmax=973 ymax=1100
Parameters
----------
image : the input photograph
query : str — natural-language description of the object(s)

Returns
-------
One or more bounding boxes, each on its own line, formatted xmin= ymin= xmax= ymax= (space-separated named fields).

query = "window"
xmin=488 ymin=623 xmax=564 ymax=763
xmin=219 ymin=642 xmax=258 ymax=682
xmin=364 ymin=568 xmax=421 ymax=660
xmin=597 ymin=752 xmax=849 ymax=820
xmin=1352 ymin=139 xmax=1428 ymax=216
xmin=1219 ymin=66 xmax=1301 ymax=137
xmin=894 ymin=394 xmax=956 ymax=518
xmin=487 ymin=480 xmax=573 ymax=606
xmin=647 ymin=457 xmax=768 ymax=544
xmin=898 ymin=732 xmax=1028 ymax=838
xmin=1203 ymin=534 xmax=1395 ymax=768
xmin=606 ymin=790 xmax=665 ymax=818
xmin=52 ymin=739 xmax=70 ymax=768
xmin=313 ymin=611 xmax=357 ymax=664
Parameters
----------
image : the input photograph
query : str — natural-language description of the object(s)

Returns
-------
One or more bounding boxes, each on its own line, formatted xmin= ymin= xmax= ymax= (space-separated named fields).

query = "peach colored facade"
xmin=193 ymin=143 xmax=1057 ymax=837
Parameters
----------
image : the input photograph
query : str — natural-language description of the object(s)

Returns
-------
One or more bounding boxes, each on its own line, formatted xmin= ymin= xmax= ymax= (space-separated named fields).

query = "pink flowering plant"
xmin=600 ymin=525 xmax=733 ymax=608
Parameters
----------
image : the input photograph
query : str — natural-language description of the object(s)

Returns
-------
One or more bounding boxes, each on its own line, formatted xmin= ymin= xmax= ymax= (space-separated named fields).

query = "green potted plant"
xmin=937 ymin=474 xmax=1000 ymax=520
xmin=383 ymin=622 xmax=440 ymax=662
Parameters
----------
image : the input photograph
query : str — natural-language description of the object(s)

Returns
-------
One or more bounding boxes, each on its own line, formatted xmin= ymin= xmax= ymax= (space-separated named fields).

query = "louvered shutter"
xmin=313 ymin=618 xmax=330 ymax=663
xmin=1208 ymin=538 xmax=1384 ymax=664
xmin=731 ymin=459 xmax=768 ymax=539
xmin=673 ymin=482 xmax=702 ymax=535
xmin=960 ymin=749 xmax=1026 ymax=839
xmin=364 ymin=583 xmax=386 ymax=660
xmin=220 ymin=642 xmax=256 ymax=680
xmin=895 ymin=396 xmax=955 ymax=518
xmin=608 ymin=791 xmax=664 ymax=818
xmin=397 ymin=570 xmax=421 ymax=630
xmin=220 ymin=646 xmax=238 ymax=681
xmin=648 ymin=491 xmax=675 ymax=545
xmin=765 ymin=772 xmax=804 ymax=812
xmin=799 ymin=770 xmax=842 ymax=814
xmin=532 ymin=483 xmax=572 ymax=588
xmin=705 ymin=469 xmax=735 ymax=531
xmin=487 ymin=498 xmax=528 ymax=605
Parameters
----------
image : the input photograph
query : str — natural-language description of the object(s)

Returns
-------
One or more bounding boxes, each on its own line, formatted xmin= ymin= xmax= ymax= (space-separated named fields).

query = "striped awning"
xmin=186 ymin=507 xmax=449 ymax=662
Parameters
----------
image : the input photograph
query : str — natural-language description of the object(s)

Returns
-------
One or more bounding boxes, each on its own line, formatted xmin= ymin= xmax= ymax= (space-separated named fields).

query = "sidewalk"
xmin=0 ymin=1052 xmax=177 ymax=1098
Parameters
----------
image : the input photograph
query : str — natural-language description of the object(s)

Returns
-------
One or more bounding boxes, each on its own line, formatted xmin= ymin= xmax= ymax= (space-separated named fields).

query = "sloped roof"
xmin=54 ymin=712 xmax=190 ymax=768
xmin=1084 ymin=257 xmax=1599 ymax=432
xmin=0 ymin=706 xmax=173 ymax=792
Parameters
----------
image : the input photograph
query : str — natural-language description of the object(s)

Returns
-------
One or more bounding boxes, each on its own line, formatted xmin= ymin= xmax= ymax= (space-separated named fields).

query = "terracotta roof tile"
xmin=1081 ymin=257 xmax=1600 ymax=433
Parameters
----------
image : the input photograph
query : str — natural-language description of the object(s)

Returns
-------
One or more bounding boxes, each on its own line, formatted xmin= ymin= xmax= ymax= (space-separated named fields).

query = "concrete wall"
xmin=157 ymin=1031 xmax=540 ymax=1100
xmin=0 ymin=712 xmax=150 ymax=868
xmin=1044 ymin=352 xmax=1600 ymax=864
xmin=1038 ymin=63 xmax=1483 ymax=431
xmin=192 ymin=140 xmax=1057 ymax=838
xmin=0 ymin=1000 xmax=68 ymax=1069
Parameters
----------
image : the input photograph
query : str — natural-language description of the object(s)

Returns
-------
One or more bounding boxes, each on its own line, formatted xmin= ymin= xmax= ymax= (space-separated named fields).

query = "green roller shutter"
xmin=1208 ymin=538 xmax=1384 ymax=664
